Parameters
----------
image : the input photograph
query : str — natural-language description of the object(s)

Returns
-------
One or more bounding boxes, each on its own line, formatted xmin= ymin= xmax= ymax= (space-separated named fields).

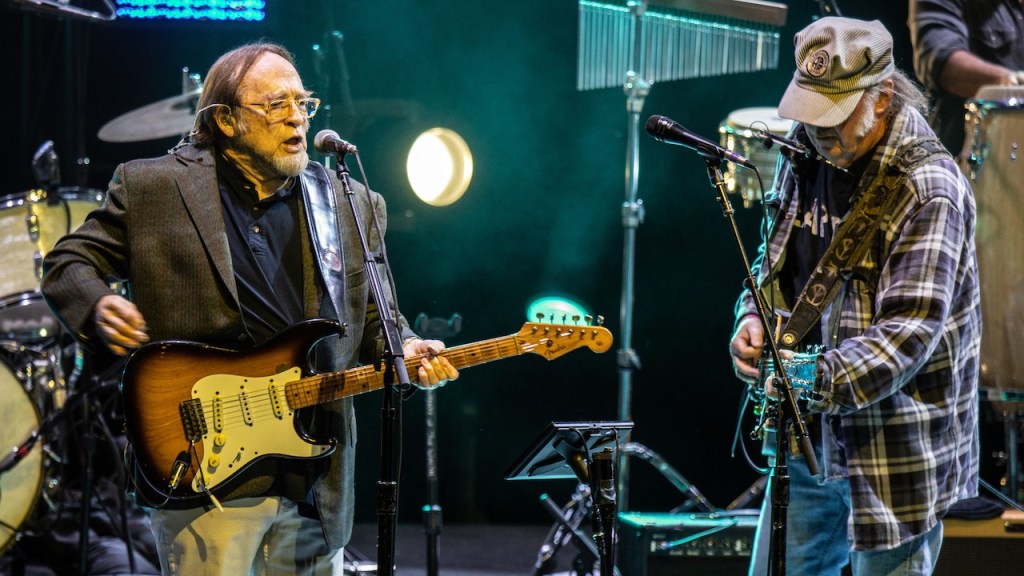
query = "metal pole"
xmin=616 ymin=1 xmax=649 ymax=514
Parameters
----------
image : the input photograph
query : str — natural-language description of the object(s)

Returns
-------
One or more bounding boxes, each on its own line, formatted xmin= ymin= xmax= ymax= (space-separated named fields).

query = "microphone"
xmin=0 ymin=430 xmax=41 ymax=475
xmin=167 ymin=450 xmax=191 ymax=491
xmin=313 ymin=129 xmax=358 ymax=155
xmin=757 ymin=129 xmax=812 ymax=160
xmin=646 ymin=115 xmax=756 ymax=169
xmin=588 ymin=449 xmax=617 ymax=569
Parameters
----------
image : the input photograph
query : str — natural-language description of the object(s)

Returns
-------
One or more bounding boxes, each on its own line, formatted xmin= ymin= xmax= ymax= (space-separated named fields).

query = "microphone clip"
xmin=756 ymin=129 xmax=810 ymax=161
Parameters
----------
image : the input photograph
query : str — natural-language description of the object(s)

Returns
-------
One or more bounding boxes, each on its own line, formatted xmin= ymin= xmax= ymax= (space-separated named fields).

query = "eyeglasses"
xmin=239 ymin=97 xmax=320 ymax=122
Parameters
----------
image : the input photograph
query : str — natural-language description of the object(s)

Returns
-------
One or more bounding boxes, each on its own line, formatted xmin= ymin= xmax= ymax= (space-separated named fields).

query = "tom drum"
xmin=0 ymin=187 xmax=104 ymax=341
xmin=719 ymin=107 xmax=794 ymax=207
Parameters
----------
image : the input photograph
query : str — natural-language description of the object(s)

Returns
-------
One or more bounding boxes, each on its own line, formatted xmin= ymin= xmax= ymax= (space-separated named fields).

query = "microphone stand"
xmin=700 ymin=157 xmax=818 ymax=576
xmin=327 ymin=153 xmax=412 ymax=576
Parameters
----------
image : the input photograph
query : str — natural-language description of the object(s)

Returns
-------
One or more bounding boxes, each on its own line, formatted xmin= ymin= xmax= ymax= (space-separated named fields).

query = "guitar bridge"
xmin=179 ymin=398 xmax=207 ymax=443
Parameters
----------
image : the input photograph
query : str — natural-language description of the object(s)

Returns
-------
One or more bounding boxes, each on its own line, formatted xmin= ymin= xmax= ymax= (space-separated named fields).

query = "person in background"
xmin=909 ymin=0 xmax=1024 ymax=155
xmin=729 ymin=17 xmax=981 ymax=575
xmin=41 ymin=41 xmax=458 ymax=575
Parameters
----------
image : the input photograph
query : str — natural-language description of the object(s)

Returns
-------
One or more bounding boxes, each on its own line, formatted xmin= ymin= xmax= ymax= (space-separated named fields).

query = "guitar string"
xmin=193 ymin=338 xmax=527 ymax=431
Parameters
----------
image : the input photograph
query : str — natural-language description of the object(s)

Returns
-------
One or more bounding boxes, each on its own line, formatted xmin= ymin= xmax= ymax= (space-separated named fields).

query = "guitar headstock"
xmin=515 ymin=321 xmax=613 ymax=360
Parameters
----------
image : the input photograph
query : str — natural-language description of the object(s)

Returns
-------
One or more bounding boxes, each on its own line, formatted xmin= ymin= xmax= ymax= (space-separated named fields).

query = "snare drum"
xmin=0 ymin=187 xmax=104 ymax=341
xmin=0 ymin=361 xmax=44 ymax=553
xmin=719 ymin=107 xmax=793 ymax=207
xmin=963 ymin=86 xmax=1024 ymax=405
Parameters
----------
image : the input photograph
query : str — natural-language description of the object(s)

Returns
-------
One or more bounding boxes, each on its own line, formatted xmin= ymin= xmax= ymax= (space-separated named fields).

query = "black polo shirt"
xmin=216 ymin=155 xmax=304 ymax=345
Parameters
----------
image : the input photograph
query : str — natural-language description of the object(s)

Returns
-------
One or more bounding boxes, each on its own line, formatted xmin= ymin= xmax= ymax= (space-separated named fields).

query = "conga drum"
xmin=962 ymin=85 xmax=1024 ymax=410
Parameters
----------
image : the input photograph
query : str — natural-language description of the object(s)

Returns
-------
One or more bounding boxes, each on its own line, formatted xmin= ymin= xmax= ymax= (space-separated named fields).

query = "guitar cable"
xmin=167 ymin=450 xmax=191 ymax=492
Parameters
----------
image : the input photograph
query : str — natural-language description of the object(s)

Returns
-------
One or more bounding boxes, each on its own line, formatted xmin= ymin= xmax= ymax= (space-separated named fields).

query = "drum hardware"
xmin=30 ymin=141 xmax=60 ymax=197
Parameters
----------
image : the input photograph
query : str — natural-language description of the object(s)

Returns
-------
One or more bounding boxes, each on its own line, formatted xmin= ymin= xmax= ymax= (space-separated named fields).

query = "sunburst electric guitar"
xmin=120 ymin=318 xmax=612 ymax=507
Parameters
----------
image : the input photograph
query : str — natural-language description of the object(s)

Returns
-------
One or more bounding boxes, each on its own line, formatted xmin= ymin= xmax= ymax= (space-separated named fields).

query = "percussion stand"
xmin=614 ymin=4 xmax=651 ymax=513
xmin=697 ymin=156 xmax=818 ymax=576
xmin=413 ymin=313 xmax=462 ymax=576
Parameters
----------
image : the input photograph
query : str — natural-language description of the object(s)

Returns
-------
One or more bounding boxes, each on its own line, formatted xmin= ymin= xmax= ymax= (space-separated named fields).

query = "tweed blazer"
xmin=41 ymin=144 xmax=414 ymax=550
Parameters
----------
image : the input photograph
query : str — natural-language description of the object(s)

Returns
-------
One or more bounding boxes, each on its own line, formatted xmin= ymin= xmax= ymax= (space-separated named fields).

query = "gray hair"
xmin=190 ymin=42 xmax=297 ymax=149
xmin=866 ymin=68 xmax=930 ymax=119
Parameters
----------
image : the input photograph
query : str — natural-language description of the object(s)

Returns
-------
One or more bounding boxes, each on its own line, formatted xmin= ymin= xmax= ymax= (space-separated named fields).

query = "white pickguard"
xmin=188 ymin=368 xmax=333 ymax=492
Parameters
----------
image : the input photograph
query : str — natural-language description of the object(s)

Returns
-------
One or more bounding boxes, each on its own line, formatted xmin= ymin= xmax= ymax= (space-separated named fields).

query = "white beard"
xmin=236 ymin=114 xmax=309 ymax=178
xmin=274 ymin=151 xmax=309 ymax=178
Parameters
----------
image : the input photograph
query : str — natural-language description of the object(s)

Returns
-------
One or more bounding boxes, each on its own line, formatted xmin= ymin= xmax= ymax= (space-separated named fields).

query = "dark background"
xmin=5 ymin=0 xmax=999 ymax=528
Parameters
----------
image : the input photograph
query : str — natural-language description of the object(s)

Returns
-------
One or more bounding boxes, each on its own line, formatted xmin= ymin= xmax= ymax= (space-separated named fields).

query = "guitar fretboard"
xmin=284 ymin=333 xmax=523 ymax=409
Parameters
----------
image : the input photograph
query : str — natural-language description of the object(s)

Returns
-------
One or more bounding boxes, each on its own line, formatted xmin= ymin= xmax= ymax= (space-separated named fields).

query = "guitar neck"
xmin=285 ymin=333 xmax=521 ymax=409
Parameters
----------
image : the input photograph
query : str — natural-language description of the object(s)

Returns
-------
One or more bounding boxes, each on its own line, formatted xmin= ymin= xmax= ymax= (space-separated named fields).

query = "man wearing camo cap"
xmin=729 ymin=16 xmax=980 ymax=575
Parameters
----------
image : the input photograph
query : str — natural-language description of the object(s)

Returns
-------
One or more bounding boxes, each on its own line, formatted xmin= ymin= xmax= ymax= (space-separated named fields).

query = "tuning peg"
xmin=596 ymin=315 xmax=605 ymax=326
xmin=572 ymin=315 xmax=581 ymax=324
xmin=584 ymin=315 xmax=593 ymax=325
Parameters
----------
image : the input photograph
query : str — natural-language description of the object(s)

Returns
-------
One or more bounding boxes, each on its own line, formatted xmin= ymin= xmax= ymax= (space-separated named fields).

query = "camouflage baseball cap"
xmin=778 ymin=17 xmax=894 ymax=128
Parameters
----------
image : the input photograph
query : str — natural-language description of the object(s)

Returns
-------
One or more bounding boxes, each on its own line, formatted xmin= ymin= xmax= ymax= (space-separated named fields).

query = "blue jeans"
xmin=748 ymin=450 xmax=944 ymax=575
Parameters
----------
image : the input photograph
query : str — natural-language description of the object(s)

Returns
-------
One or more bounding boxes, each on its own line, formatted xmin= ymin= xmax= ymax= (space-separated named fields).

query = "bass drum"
xmin=0 ymin=360 xmax=43 ymax=553
xmin=962 ymin=85 xmax=1024 ymax=411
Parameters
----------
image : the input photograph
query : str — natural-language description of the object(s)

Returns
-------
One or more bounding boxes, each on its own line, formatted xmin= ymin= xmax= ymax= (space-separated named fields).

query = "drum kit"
xmin=0 ymin=81 xmax=200 ymax=563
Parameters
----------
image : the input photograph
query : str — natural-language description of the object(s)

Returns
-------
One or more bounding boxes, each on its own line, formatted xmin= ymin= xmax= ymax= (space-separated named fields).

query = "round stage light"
xmin=406 ymin=128 xmax=473 ymax=206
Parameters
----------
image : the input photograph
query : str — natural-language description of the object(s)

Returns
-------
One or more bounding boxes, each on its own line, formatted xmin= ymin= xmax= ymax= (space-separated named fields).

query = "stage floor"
xmin=1 ymin=521 xmax=558 ymax=576
xmin=347 ymin=522 xmax=555 ymax=575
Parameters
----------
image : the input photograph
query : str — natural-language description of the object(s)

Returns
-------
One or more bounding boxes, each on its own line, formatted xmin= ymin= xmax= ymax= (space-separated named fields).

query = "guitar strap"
xmin=300 ymin=163 xmax=347 ymax=323
xmin=778 ymin=136 xmax=949 ymax=349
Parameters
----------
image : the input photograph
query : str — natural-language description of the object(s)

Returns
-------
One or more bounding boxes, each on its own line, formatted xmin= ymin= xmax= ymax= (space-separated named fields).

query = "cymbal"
xmin=98 ymin=88 xmax=202 ymax=143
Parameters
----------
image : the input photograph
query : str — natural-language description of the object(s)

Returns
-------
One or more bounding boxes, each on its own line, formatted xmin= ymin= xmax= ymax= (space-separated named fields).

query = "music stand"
xmin=506 ymin=421 xmax=632 ymax=576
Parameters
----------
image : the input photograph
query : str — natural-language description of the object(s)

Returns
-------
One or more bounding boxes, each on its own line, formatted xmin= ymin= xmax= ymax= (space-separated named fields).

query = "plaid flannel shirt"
xmin=736 ymin=105 xmax=981 ymax=550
